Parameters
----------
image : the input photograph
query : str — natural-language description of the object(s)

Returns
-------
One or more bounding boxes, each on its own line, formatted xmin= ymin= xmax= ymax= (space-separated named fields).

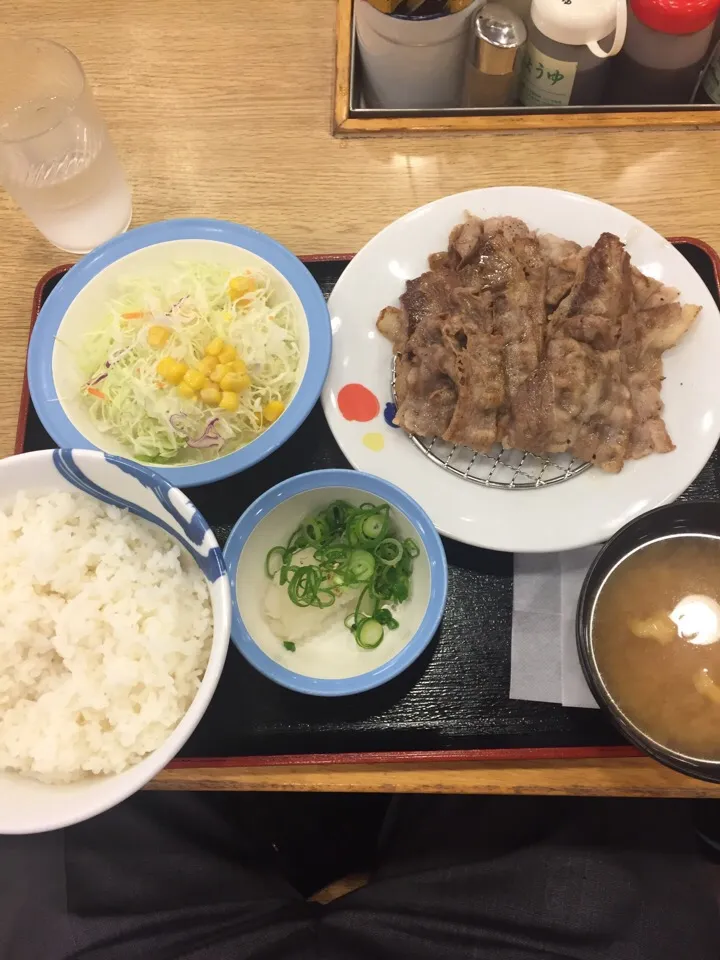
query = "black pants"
xmin=1 ymin=793 xmax=717 ymax=960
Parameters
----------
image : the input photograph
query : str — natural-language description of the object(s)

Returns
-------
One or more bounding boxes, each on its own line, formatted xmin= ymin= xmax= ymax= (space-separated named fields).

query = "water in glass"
xmin=0 ymin=40 xmax=132 ymax=254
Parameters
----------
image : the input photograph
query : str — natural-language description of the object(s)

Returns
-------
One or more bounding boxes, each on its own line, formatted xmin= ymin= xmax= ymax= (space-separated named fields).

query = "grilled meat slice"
xmin=627 ymin=302 xmax=700 ymax=355
xmin=483 ymin=216 xmax=532 ymax=245
xmin=505 ymin=339 xmax=633 ymax=473
xmin=400 ymin=270 xmax=458 ymax=340
xmin=550 ymin=232 xmax=632 ymax=345
xmin=440 ymin=314 xmax=504 ymax=452
xmin=489 ymin=231 xmax=546 ymax=399
xmin=628 ymin=418 xmax=675 ymax=459
xmin=538 ymin=233 xmax=587 ymax=308
xmin=393 ymin=343 xmax=457 ymax=438
xmin=550 ymin=313 xmax=621 ymax=352
xmin=630 ymin=266 xmax=678 ymax=311
xmin=448 ymin=216 xmax=484 ymax=266
xmin=377 ymin=306 xmax=407 ymax=354
xmin=377 ymin=218 xmax=701 ymax=472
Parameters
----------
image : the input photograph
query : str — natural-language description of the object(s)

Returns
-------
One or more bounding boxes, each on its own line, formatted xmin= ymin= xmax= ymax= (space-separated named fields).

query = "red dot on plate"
xmin=337 ymin=383 xmax=380 ymax=422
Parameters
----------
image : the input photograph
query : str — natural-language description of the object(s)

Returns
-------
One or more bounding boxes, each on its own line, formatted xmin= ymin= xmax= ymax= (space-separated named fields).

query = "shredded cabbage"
xmin=77 ymin=262 xmax=301 ymax=464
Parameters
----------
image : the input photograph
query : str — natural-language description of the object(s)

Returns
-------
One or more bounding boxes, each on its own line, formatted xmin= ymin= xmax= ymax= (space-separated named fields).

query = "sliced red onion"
xmin=86 ymin=371 xmax=108 ymax=388
xmin=167 ymin=296 xmax=189 ymax=318
xmin=105 ymin=347 xmax=129 ymax=368
xmin=169 ymin=413 xmax=189 ymax=432
xmin=186 ymin=436 xmax=223 ymax=449
xmin=187 ymin=417 xmax=225 ymax=449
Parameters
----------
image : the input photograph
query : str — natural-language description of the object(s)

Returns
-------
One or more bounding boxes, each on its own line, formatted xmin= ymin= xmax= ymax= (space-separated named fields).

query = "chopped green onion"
xmin=357 ymin=619 xmax=384 ymax=649
xmin=315 ymin=588 xmax=336 ymax=608
xmin=374 ymin=607 xmax=398 ymax=629
xmin=264 ymin=500 xmax=419 ymax=648
xmin=287 ymin=529 xmax=309 ymax=552
xmin=361 ymin=512 xmax=389 ymax=541
xmin=304 ymin=518 xmax=328 ymax=544
xmin=278 ymin=560 xmax=292 ymax=586
xmin=404 ymin=538 xmax=420 ymax=558
xmin=355 ymin=585 xmax=375 ymax=624
xmin=375 ymin=538 xmax=403 ymax=566
xmin=287 ymin=566 xmax=321 ymax=606
xmin=283 ymin=641 xmax=296 ymax=652
xmin=348 ymin=549 xmax=375 ymax=583
xmin=265 ymin=546 xmax=287 ymax=579
xmin=315 ymin=544 xmax=350 ymax=568
xmin=393 ymin=580 xmax=409 ymax=603
xmin=325 ymin=500 xmax=352 ymax=532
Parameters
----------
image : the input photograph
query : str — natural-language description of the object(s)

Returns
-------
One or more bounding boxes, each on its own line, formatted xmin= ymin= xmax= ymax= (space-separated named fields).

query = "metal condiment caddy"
xmin=334 ymin=0 xmax=720 ymax=134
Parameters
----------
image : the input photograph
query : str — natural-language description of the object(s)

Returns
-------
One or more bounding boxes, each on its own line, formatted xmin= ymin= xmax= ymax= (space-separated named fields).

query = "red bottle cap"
xmin=631 ymin=0 xmax=720 ymax=34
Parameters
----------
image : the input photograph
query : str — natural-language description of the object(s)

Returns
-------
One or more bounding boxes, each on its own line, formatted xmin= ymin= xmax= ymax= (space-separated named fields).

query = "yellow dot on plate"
xmin=362 ymin=432 xmax=384 ymax=452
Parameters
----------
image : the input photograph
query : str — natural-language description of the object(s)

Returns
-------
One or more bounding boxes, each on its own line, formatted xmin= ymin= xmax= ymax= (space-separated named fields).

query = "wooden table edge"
xmin=149 ymin=757 xmax=720 ymax=797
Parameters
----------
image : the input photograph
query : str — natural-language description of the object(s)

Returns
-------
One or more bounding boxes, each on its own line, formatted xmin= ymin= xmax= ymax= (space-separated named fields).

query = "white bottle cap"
xmin=530 ymin=0 xmax=619 ymax=46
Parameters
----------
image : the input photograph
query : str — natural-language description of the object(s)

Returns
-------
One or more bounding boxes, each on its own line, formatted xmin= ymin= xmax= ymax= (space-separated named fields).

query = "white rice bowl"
xmin=0 ymin=491 xmax=212 ymax=783
xmin=0 ymin=448 xmax=230 ymax=835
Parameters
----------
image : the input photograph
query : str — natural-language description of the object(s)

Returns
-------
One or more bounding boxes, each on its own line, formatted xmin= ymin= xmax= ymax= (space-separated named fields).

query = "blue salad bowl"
xmin=27 ymin=218 xmax=331 ymax=487
xmin=223 ymin=469 xmax=448 ymax=696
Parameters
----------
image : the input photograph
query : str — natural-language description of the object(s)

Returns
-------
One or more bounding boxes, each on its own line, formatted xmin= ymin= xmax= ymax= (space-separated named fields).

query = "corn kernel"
xmin=147 ymin=325 xmax=171 ymax=348
xmin=177 ymin=382 xmax=197 ymax=400
xmin=156 ymin=357 xmax=176 ymax=380
xmin=263 ymin=400 xmax=285 ymax=423
xmin=219 ymin=390 xmax=239 ymax=412
xmin=183 ymin=368 xmax=206 ymax=391
xmin=205 ymin=337 xmax=225 ymax=357
xmin=156 ymin=357 xmax=187 ymax=385
xmin=219 ymin=371 xmax=251 ymax=392
xmin=218 ymin=345 xmax=237 ymax=364
xmin=232 ymin=358 xmax=247 ymax=375
xmin=200 ymin=385 xmax=222 ymax=405
xmin=210 ymin=363 xmax=230 ymax=384
xmin=229 ymin=275 xmax=257 ymax=301
xmin=197 ymin=355 xmax=219 ymax=376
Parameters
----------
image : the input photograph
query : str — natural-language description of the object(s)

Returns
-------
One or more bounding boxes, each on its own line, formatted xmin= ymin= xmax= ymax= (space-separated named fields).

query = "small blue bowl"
xmin=28 ymin=218 xmax=331 ymax=488
xmin=223 ymin=469 xmax=448 ymax=696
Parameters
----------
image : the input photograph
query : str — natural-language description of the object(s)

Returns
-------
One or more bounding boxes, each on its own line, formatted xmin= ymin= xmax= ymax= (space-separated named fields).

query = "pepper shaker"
xmin=465 ymin=3 xmax=528 ymax=106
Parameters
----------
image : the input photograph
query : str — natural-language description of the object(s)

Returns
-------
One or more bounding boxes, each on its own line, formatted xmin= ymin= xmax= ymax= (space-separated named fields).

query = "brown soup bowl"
xmin=576 ymin=500 xmax=720 ymax=785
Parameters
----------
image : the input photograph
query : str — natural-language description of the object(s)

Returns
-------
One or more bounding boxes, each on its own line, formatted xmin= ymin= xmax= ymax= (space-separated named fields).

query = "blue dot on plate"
xmin=384 ymin=402 xmax=399 ymax=428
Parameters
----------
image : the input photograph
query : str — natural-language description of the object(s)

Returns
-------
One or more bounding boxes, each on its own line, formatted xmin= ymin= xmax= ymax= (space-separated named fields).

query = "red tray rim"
xmin=16 ymin=238 xmax=720 ymax=770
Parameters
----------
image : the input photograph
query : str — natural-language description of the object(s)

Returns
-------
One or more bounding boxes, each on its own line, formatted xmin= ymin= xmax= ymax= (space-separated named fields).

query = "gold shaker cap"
xmin=469 ymin=3 xmax=527 ymax=76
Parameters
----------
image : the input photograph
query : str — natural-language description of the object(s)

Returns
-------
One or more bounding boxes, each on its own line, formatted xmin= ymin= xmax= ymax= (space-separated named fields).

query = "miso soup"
xmin=592 ymin=535 xmax=720 ymax=761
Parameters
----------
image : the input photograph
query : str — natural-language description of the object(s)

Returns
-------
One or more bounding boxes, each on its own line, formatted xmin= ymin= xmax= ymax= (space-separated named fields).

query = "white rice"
xmin=0 ymin=489 xmax=212 ymax=783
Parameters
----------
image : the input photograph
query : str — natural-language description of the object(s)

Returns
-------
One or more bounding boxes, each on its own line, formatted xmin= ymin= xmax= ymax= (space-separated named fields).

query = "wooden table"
xmin=3 ymin=0 xmax=720 ymax=798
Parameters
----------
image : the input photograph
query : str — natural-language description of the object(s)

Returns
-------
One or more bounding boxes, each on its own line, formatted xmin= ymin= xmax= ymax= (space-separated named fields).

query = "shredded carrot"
xmin=87 ymin=387 xmax=106 ymax=400
xmin=122 ymin=311 xmax=144 ymax=320
xmin=155 ymin=381 xmax=166 ymax=389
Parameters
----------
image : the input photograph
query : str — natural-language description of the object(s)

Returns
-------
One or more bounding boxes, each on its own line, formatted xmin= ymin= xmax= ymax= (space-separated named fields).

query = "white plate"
xmin=322 ymin=187 xmax=720 ymax=553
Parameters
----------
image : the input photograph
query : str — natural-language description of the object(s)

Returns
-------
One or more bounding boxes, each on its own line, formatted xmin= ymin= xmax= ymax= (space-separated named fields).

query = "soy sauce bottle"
xmin=519 ymin=0 xmax=627 ymax=107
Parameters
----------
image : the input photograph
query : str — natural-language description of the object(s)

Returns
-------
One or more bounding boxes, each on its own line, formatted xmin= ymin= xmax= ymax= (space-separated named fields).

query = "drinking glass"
xmin=0 ymin=38 xmax=132 ymax=254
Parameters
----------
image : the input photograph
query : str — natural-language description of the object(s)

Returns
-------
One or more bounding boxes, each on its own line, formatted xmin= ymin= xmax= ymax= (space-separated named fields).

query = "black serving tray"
xmin=17 ymin=243 xmax=720 ymax=767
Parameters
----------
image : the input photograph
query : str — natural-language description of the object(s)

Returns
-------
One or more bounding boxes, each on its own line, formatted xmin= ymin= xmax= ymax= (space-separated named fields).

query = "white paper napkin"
xmin=511 ymin=546 xmax=602 ymax=709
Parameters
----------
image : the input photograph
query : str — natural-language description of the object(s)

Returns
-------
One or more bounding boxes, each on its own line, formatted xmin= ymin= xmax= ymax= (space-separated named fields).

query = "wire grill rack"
xmin=406 ymin=434 xmax=590 ymax=490
xmin=392 ymin=358 xmax=590 ymax=490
